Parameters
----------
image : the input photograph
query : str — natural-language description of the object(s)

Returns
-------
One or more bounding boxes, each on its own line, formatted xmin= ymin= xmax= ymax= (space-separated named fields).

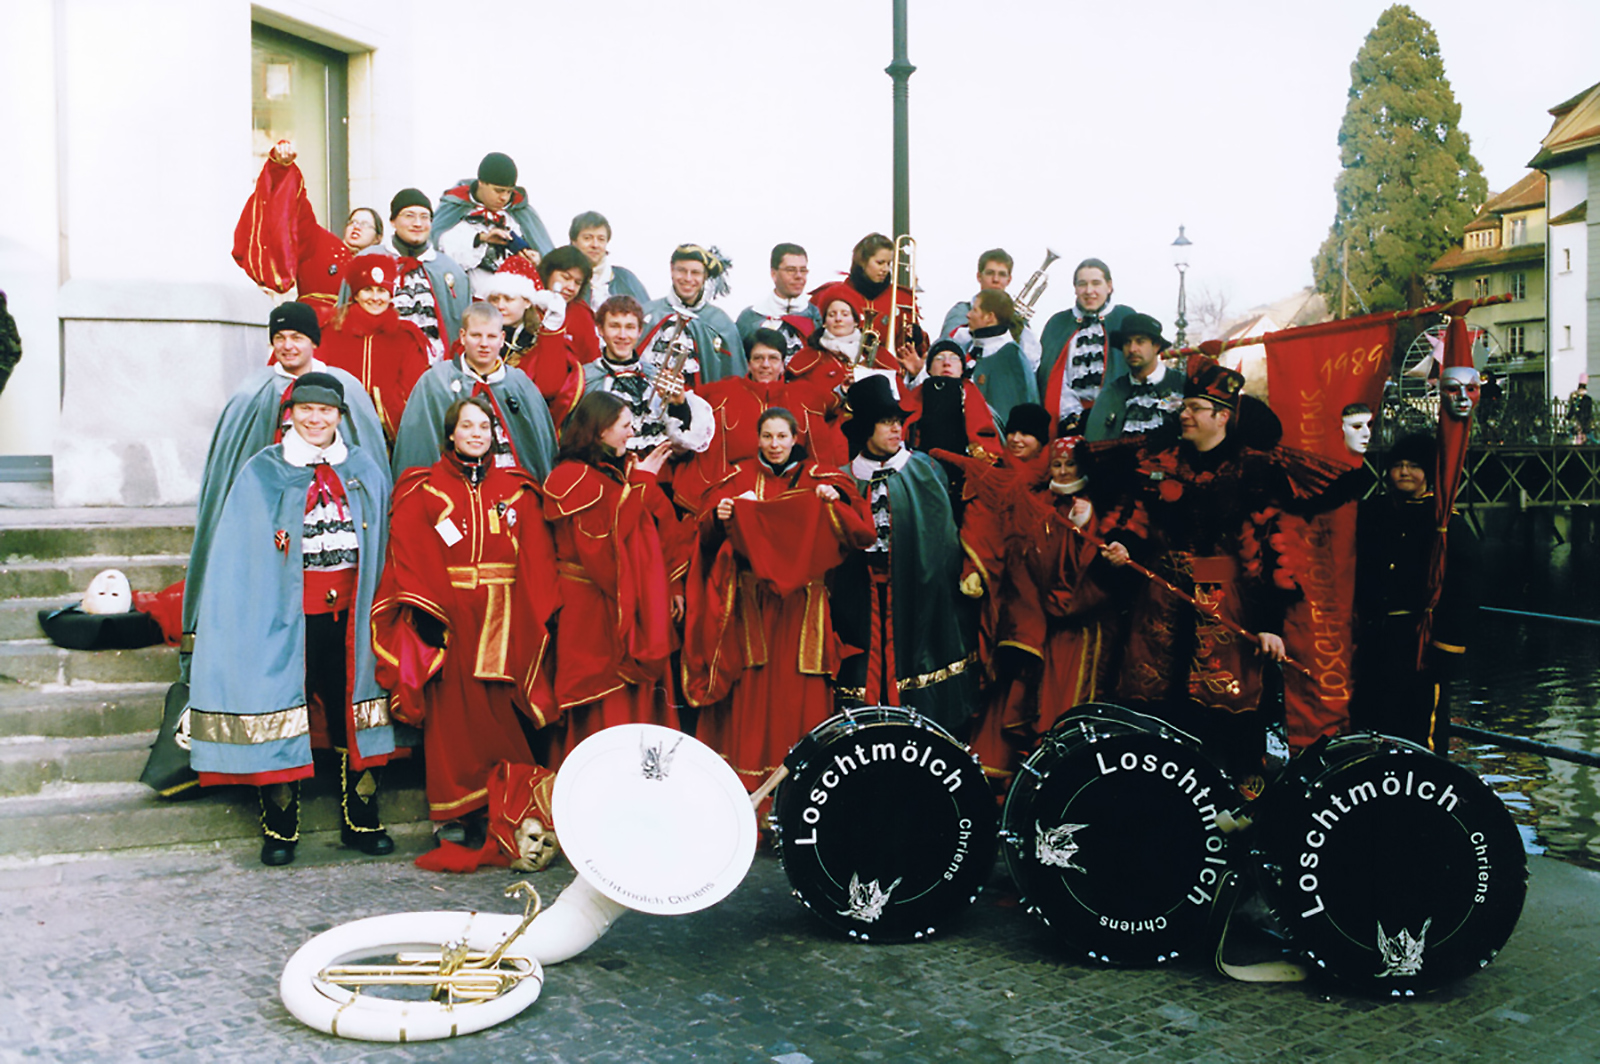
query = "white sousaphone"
xmin=280 ymin=724 xmax=760 ymax=1041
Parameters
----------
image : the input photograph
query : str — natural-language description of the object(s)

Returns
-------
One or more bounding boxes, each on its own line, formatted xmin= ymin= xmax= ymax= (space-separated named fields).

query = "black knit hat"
xmin=1004 ymin=402 xmax=1052 ymax=441
xmin=927 ymin=339 xmax=967 ymax=374
xmin=478 ymin=152 xmax=518 ymax=186
xmin=268 ymin=301 xmax=321 ymax=346
xmin=389 ymin=188 xmax=431 ymax=220
xmin=287 ymin=371 xmax=347 ymax=413
xmin=1385 ymin=432 xmax=1435 ymax=478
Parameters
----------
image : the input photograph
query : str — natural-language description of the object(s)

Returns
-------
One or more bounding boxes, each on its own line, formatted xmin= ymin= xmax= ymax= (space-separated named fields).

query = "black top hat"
xmin=1110 ymin=312 xmax=1170 ymax=352
xmin=844 ymin=375 xmax=911 ymax=439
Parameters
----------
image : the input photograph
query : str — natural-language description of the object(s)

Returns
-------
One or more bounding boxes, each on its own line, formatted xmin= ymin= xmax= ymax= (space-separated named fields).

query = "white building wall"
xmin=0 ymin=0 xmax=420 ymax=506
xmin=1546 ymin=161 xmax=1588 ymax=396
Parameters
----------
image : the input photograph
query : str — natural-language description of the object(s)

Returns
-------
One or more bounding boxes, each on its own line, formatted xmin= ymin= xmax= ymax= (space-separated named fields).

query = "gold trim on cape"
xmin=190 ymin=704 xmax=310 ymax=745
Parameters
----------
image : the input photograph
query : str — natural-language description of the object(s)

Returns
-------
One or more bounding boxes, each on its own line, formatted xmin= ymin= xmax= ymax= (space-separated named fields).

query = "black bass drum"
xmin=1001 ymin=703 xmax=1233 ymax=965
xmin=772 ymin=706 xmax=996 ymax=942
xmin=1250 ymin=733 xmax=1527 ymax=996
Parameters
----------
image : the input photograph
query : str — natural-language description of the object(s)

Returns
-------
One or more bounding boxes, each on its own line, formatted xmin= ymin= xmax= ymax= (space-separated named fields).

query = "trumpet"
xmin=859 ymin=306 xmax=883 ymax=367
xmin=887 ymin=234 xmax=918 ymax=356
xmin=1013 ymin=248 xmax=1060 ymax=323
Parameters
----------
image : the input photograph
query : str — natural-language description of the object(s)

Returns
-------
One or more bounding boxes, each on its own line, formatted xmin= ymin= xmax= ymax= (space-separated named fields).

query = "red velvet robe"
xmin=902 ymin=378 xmax=1003 ymax=462
xmin=318 ymin=305 xmax=433 ymax=440
xmin=231 ymin=157 xmax=351 ymax=310
xmin=674 ymin=376 xmax=848 ymax=517
xmin=542 ymin=457 xmax=678 ymax=765
xmin=519 ymin=301 xmax=603 ymax=427
xmin=371 ymin=455 xmax=559 ymax=820
xmin=684 ymin=459 xmax=875 ymax=787
xmin=787 ymin=339 xmax=899 ymax=396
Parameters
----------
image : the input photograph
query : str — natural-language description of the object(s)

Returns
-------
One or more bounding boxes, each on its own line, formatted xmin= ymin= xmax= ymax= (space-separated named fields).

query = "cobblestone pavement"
xmin=2 ymin=835 xmax=1598 ymax=1063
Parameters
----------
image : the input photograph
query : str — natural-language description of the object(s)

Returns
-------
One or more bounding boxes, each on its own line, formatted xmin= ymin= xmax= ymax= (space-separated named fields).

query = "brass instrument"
xmin=317 ymin=881 xmax=544 ymax=1005
xmin=1013 ymin=248 xmax=1060 ymax=323
xmin=887 ymin=234 xmax=918 ymax=356
xmin=645 ymin=312 xmax=697 ymax=402
xmin=859 ymin=306 xmax=883 ymax=367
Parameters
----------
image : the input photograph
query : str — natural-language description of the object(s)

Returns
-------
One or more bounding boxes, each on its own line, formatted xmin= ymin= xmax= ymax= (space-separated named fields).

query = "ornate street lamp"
xmin=1171 ymin=225 xmax=1192 ymax=347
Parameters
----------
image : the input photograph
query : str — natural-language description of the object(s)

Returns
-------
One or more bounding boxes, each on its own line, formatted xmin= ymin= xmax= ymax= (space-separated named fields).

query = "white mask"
xmin=82 ymin=569 xmax=132 ymax=615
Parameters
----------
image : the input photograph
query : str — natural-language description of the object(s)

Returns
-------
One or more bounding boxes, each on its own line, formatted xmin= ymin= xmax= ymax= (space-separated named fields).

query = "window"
xmin=1507 ymin=217 xmax=1527 ymax=246
xmin=1564 ymin=325 xmax=1573 ymax=349
xmin=1506 ymin=326 xmax=1526 ymax=355
xmin=1473 ymin=276 xmax=1491 ymax=299
xmin=252 ymin=24 xmax=349 ymax=228
xmin=1466 ymin=229 xmax=1498 ymax=250
xmin=1565 ymin=248 xmax=1573 ymax=272
xmin=1509 ymin=273 xmax=1527 ymax=301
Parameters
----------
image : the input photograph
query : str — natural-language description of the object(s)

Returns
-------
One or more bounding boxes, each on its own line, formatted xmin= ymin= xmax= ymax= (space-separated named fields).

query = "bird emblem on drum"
xmin=838 ymin=873 xmax=904 ymax=923
xmin=1035 ymin=820 xmax=1089 ymax=873
xmin=1376 ymin=918 xmax=1432 ymax=978
xmin=639 ymin=734 xmax=685 ymax=781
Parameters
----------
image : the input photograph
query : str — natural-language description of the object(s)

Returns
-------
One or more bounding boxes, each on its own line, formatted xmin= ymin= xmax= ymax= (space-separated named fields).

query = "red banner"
xmin=1264 ymin=318 xmax=1394 ymax=748
xmin=1419 ymin=316 xmax=1474 ymax=667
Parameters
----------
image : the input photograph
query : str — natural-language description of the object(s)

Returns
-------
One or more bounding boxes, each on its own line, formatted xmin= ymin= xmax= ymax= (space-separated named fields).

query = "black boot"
xmin=259 ymin=781 xmax=300 ymax=866
xmin=339 ymin=749 xmax=394 ymax=856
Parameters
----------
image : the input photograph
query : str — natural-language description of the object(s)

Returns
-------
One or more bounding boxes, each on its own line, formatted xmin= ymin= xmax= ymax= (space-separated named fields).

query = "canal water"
xmin=1448 ymin=507 xmax=1600 ymax=870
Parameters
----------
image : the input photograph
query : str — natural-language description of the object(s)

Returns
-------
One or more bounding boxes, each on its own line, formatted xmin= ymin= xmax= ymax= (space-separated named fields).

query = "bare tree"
xmin=1188 ymin=283 xmax=1232 ymax=341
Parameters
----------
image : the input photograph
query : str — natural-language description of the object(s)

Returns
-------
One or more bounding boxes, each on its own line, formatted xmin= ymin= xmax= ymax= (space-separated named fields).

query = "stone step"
xmin=0 ymin=732 xmax=157 ymax=796
xmin=0 ymin=682 xmax=168 ymax=738
xmin=0 ymin=596 xmax=62 ymax=641
xmin=0 ymin=554 xmax=188 ymax=600
xmin=0 ymin=509 xmax=195 ymax=562
xmin=0 ymin=763 xmax=429 ymax=859
xmin=0 ymin=640 xmax=178 ymax=686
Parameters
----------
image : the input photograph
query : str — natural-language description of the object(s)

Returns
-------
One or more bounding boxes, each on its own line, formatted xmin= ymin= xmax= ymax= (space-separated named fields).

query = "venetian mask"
xmin=81 ymin=569 xmax=132 ymax=615
xmin=1440 ymin=366 xmax=1481 ymax=420
xmin=1341 ymin=412 xmax=1373 ymax=454
xmin=510 ymin=817 xmax=560 ymax=873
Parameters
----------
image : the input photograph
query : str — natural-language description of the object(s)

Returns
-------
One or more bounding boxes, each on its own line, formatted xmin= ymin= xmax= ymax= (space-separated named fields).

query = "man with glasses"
xmin=736 ymin=243 xmax=821 ymax=354
xmin=1099 ymin=358 xmax=1292 ymax=794
xmin=364 ymin=189 xmax=471 ymax=360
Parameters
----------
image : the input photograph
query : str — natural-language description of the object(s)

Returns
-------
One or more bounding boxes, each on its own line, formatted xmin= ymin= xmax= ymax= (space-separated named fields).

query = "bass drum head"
xmin=773 ymin=706 xmax=997 ymax=943
xmin=554 ymin=723 xmax=757 ymax=916
xmin=1002 ymin=703 xmax=1232 ymax=965
xmin=1251 ymin=733 xmax=1528 ymax=996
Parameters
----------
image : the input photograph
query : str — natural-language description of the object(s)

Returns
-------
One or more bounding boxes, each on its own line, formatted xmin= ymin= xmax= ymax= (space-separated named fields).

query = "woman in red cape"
xmin=542 ymin=391 xmax=679 ymax=765
xmin=812 ymin=233 xmax=925 ymax=369
xmin=317 ymin=255 xmax=432 ymax=442
xmin=787 ymin=283 xmax=898 ymax=394
xmin=371 ymin=396 xmax=560 ymax=837
xmin=684 ymin=408 xmax=876 ymax=790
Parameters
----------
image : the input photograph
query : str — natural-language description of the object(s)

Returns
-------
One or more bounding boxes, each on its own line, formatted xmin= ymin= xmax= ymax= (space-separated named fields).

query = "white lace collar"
xmin=282 ymin=426 xmax=348 ymax=467
xmin=851 ymin=446 xmax=912 ymax=479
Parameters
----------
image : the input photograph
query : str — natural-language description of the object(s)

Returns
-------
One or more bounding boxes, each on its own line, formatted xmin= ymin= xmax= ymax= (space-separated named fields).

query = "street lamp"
xmin=1171 ymin=225 xmax=1192 ymax=347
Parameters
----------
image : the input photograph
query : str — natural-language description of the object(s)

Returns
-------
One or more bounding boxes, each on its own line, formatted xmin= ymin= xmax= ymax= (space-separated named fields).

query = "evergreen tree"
xmin=1313 ymin=5 xmax=1487 ymax=315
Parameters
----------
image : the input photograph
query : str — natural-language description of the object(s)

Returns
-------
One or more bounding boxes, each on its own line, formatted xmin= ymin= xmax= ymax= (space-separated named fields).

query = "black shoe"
xmin=342 ymin=828 xmax=395 ymax=856
xmin=261 ymin=838 xmax=297 ymax=866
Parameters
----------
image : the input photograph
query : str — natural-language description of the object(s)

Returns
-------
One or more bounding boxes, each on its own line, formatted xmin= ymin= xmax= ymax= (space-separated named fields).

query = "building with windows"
xmin=0 ymin=2 xmax=423 ymax=506
xmin=1530 ymin=80 xmax=1600 ymax=400
xmin=1427 ymin=171 xmax=1547 ymax=398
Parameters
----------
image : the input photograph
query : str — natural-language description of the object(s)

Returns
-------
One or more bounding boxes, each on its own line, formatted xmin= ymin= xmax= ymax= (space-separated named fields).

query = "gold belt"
xmin=446 ymin=562 xmax=516 ymax=590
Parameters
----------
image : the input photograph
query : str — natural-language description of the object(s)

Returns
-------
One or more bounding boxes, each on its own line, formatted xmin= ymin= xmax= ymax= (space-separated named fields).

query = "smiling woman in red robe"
xmin=684 ymin=408 xmax=876 ymax=789
xmin=542 ymin=391 xmax=680 ymax=765
xmin=371 ymin=396 xmax=560 ymax=839
xmin=317 ymin=256 xmax=432 ymax=442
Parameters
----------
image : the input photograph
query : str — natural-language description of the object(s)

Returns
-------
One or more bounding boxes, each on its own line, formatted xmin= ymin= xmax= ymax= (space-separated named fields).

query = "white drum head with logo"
xmin=553 ymin=724 xmax=757 ymax=916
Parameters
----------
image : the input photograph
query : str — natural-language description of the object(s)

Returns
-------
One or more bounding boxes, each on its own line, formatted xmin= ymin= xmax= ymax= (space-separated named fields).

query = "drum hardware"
xmin=1013 ymin=248 xmax=1060 ymax=323
xmin=1063 ymin=522 xmax=1315 ymax=681
xmin=772 ymin=705 xmax=996 ymax=943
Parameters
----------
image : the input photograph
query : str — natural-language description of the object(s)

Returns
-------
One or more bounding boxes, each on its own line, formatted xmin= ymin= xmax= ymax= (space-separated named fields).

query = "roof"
xmin=1530 ymin=83 xmax=1600 ymax=168
xmin=1549 ymin=201 xmax=1588 ymax=226
xmin=1428 ymin=242 xmax=1545 ymax=274
xmin=1486 ymin=171 xmax=1546 ymax=214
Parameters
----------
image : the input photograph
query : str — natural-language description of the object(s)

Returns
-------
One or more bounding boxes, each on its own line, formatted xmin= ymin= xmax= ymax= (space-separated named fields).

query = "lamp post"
xmin=1171 ymin=225 xmax=1192 ymax=347
xmin=887 ymin=0 xmax=915 ymax=240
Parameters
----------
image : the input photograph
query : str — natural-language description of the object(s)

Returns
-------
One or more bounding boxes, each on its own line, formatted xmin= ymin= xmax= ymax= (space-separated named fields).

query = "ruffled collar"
xmin=852 ymin=445 xmax=911 ymax=479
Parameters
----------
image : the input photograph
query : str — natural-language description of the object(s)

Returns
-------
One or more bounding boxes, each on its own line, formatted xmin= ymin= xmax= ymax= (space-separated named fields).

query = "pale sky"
xmin=409 ymin=0 xmax=1599 ymax=339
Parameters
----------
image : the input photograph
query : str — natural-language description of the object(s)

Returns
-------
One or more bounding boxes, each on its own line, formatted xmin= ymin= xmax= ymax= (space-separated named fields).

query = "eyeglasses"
xmin=778 ymin=266 xmax=810 ymax=275
xmin=1180 ymin=400 xmax=1219 ymax=415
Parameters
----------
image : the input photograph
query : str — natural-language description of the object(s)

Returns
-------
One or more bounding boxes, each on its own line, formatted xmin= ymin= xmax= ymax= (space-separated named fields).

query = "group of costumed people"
xmin=187 ymin=146 xmax=1472 ymax=869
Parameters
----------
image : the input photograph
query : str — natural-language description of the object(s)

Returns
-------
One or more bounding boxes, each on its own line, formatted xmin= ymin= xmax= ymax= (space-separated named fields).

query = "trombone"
xmin=1014 ymin=248 xmax=1060 ymax=323
xmin=887 ymin=234 xmax=918 ymax=357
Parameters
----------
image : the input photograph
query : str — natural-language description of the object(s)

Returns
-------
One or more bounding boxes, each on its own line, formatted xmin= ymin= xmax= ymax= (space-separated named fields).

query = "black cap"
xmin=1111 ymin=312 xmax=1170 ymax=352
xmin=268 ymin=301 xmax=321 ymax=346
xmin=478 ymin=152 xmax=518 ymax=186
xmin=287 ymin=371 xmax=347 ymax=413
xmin=389 ymin=187 xmax=431 ymax=220
xmin=1004 ymin=402 xmax=1052 ymax=441
xmin=1386 ymin=432 xmax=1435 ymax=477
